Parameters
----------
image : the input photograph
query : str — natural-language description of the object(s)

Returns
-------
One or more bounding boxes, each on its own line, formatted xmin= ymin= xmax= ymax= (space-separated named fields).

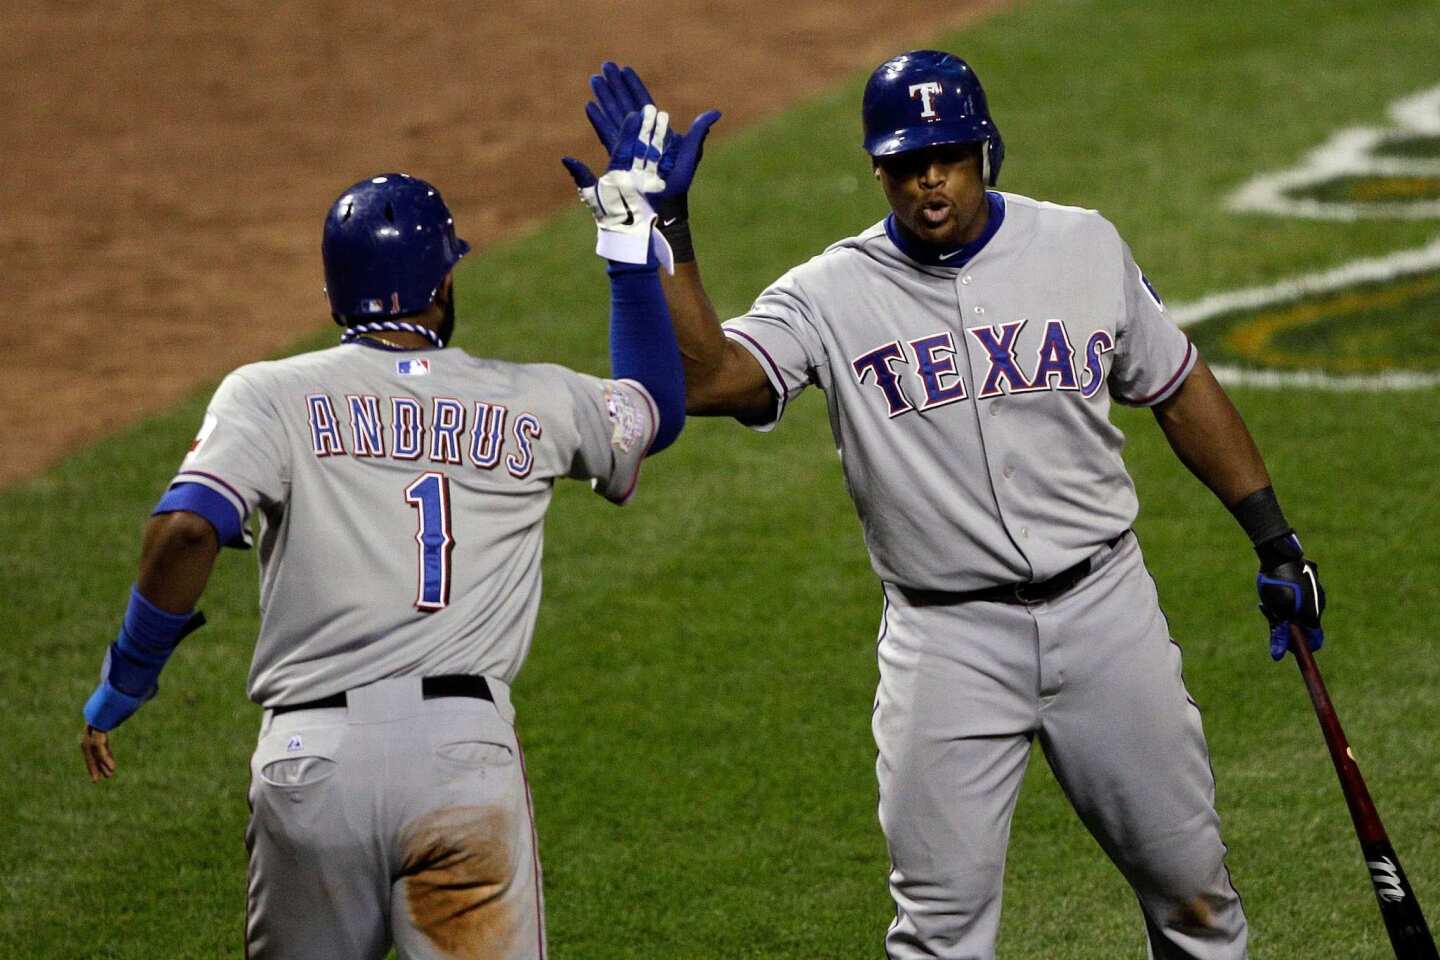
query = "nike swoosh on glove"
xmin=563 ymin=106 xmax=674 ymax=271
xmin=1256 ymin=532 xmax=1325 ymax=661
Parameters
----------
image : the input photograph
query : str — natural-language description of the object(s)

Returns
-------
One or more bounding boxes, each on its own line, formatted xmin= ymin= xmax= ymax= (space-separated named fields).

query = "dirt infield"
xmin=1 ymin=0 xmax=1007 ymax=489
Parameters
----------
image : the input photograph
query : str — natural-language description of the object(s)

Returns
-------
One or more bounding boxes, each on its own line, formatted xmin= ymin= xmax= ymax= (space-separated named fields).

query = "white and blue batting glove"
xmin=562 ymin=105 xmax=674 ymax=272
xmin=585 ymin=61 xmax=722 ymax=204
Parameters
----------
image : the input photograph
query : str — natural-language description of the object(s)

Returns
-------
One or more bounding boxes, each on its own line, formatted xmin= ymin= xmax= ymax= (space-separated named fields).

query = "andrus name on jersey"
xmin=850 ymin=319 xmax=1114 ymax=418
xmin=305 ymin=393 xmax=542 ymax=478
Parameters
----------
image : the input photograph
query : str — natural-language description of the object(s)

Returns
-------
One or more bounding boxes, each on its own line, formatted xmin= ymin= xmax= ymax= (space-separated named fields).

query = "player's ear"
xmin=872 ymin=160 xmax=882 ymax=180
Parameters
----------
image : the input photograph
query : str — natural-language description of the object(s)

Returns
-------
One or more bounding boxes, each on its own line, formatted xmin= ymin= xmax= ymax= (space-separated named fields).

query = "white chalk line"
xmin=1189 ymin=83 xmax=1440 ymax=389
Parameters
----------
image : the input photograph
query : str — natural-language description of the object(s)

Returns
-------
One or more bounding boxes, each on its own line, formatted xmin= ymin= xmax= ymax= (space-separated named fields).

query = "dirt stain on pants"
xmin=401 ymin=805 xmax=518 ymax=959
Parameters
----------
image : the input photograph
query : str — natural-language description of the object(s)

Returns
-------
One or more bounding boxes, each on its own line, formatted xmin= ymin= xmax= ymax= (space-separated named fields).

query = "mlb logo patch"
xmin=396 ymin=358 xmax=431 ymax=376
xmin=286 ymin=735 xmax=303 ymax=753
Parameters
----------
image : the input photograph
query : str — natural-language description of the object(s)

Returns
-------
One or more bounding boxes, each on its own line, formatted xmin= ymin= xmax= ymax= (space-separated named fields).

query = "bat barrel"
xmin=1289 ymin=626 xmax=1439 ymax=958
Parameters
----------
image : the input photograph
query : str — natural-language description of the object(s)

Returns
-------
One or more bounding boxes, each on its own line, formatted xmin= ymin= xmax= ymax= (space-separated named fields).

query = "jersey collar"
xmin=884 ymin=191 xmax=1006 ymax=269
xmin=347 ymin=336 xmax=430 ymax=352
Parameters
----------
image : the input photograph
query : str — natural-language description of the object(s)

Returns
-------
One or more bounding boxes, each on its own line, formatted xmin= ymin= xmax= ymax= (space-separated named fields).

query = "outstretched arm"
xmin=563 ymin=108 xmax=686 ymax=453
xmin=661 ymin=262 xmax=775 ymax=417
xmin=583 ymin=61 xmax=772 ymax=419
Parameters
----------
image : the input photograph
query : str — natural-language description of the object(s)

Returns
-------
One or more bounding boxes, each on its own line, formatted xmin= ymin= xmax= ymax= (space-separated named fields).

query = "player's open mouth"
xmin=919 ymin=199 xmax=951 ymax=227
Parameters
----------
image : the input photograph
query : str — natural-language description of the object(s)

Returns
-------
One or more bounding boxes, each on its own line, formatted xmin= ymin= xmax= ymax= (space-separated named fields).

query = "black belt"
xmin=899 ymin=532 xmax=1127 ymax=608
xmin=270 ymin=675 xmax=493 ymax=715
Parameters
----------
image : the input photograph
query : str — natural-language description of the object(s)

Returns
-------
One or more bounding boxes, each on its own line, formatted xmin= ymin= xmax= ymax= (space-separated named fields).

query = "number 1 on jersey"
xmin=404 ymin=471 xmax=454 ymax=611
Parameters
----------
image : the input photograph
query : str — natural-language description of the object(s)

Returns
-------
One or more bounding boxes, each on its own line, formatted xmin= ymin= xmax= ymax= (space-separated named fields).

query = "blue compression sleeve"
xmin=82 ymin=586 xmax=206 ymax=731
xmin=606 ymin=260 xmax=685 ymax=454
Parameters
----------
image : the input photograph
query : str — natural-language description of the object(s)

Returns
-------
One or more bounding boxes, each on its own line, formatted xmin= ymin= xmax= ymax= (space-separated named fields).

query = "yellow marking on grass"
xmin=1346 ymin=176 xmax=1440 ymax=201
xmin=1223 ymin=273 xmax=1440 ymax=371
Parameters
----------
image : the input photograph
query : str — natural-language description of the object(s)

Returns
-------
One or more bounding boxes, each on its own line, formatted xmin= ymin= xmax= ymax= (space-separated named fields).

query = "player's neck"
xmin=886 ymin=192 xmax=1005 ymax=269
xmin=362 ymin=331 xmax=435 ymax=349
xmin=341 ymin=319 xmax=446 ymax=351
xmin=341 ymin=302 xmax=449 ymax=350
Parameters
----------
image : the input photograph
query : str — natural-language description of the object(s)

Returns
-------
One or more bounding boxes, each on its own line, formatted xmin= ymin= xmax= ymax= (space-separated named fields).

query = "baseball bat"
xmin=1289 ymin=624 xmax=1438 ymax=959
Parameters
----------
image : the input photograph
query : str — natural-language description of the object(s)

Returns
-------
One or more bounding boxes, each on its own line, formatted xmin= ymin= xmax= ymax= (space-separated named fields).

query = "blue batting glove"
xmin=655 ymin=109 xmax=722 ymax=199
xmin=1267 ymin=619 xmax=1324 ymax=662
xmin=561 ymin=156 xmax=597 ymax=189
xmin=586 ymin=61 xmax=655 ymax=151
xmin=585 ymin=62 xmax=721 ymax=203
xmin=1255 ymin=533 xmax=1325 ymax=661
xmin=564 ymin=109 xmax=646 ymax=189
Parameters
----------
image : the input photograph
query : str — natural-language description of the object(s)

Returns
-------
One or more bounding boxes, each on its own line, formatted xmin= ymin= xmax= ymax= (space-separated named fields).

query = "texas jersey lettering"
xmin=851 ymin=316 xmax=1119 ymax=414
xmin=724 ymin=193 xmax=1195 ymax=593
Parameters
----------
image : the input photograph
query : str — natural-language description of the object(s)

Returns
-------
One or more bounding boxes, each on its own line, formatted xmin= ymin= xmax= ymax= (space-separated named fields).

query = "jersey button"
xmin=961 ymin=274 xmax=973 ymax=285
xmin=1003 ymin=465 xmax=1015 ymax=479
xmin=989 ymin=403 xmax=1001 ymax=417
xmin=1020 ymin=526 xmax=1030 ymax=539
xmin=973 ymin=305 xmax=985 ymax=315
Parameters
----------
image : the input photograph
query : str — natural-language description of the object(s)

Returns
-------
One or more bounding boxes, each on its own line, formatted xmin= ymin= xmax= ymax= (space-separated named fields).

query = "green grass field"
xmin=6 ymin=1 xmax=1440 ymax=957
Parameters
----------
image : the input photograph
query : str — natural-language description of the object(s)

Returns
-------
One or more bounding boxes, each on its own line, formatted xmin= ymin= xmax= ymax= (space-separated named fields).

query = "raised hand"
xmin=563 ymin=106 xmax=675 ymax=271
xmin=585 ymin=61 xmax=721 ymax=205
xmin=586 ymin=61 xmax=656 ymax=153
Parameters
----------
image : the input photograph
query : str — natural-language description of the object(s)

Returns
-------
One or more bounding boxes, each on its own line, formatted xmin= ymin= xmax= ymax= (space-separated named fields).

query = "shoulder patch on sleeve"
xmin=185 ymin=413 xmax=219 ymax=459
xmin=603 ymin=382 xmax=647 ymax=454
xmin=1138 ymin=265 xmax=1166 ymax=310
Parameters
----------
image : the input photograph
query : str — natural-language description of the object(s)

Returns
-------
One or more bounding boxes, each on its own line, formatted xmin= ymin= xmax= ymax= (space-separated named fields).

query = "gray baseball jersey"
xmin=167 ymin=342 xmax=656 ymax=705
xmin=723 ymin=193 xmax=1246 ymax=959
xmin=724 ymin=193 xmax=1195 ymax=591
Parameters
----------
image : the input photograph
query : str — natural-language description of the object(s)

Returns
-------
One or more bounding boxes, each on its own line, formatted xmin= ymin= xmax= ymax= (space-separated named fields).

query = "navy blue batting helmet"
xmin=861 ymin=50 xmax=1005 ymax=185
xmin=322 ymin=173 xmax=471 ymax=321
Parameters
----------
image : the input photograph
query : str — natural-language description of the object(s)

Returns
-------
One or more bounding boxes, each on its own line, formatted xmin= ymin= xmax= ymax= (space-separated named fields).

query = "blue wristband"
xmin=84 ymin=667 xmax=150 ymax=732
xmin=82 ymin=587 xmax=205 ymax=731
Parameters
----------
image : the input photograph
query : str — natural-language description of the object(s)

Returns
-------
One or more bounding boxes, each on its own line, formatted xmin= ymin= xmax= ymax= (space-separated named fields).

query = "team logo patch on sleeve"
xmin=604 ymin=383 xmax=646 ymax=453
xmin=185 ymin=413 xmax=218 ymax=458
xmin=1139 ymin=267 xmax=1166 ymax=310
xmin=396 ymin=358 xmax=431 ymax=376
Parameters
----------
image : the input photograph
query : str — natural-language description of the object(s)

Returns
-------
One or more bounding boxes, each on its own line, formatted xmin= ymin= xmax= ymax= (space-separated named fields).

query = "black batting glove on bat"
xmin=1255 ymin=531 xmax=1325 ymax=661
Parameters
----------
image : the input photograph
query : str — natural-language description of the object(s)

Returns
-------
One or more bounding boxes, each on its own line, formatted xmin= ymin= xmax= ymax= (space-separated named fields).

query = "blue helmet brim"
xmin=865 ymin=118 xmax=998 ymax=157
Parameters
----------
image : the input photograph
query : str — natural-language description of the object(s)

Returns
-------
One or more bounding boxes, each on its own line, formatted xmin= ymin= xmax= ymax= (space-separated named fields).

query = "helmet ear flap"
xmin=984 ymin=135 xmax=1005 ymax=186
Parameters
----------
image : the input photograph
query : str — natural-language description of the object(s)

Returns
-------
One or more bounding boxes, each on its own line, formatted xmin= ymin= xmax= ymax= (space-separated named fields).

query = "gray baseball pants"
xmin=874 ymin=532 xmax=1248 ymax=959
xmin=245 ymin=676 xmax=545 ymax=959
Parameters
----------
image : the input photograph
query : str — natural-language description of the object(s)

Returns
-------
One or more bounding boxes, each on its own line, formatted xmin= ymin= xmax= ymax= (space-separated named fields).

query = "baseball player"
xmin=583 ymin=54 xmax=1326 ymax=959
xmin=79 ymin=154 xmax=684 ymax=959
